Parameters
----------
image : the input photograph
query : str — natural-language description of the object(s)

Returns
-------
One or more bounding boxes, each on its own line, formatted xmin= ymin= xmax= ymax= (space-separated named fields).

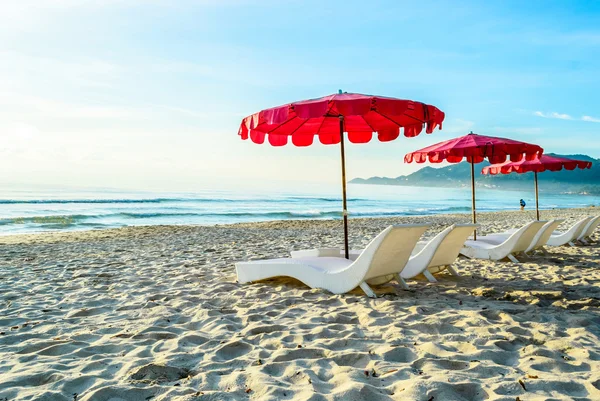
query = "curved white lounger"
xmin=460 ymin=220 xmax=547 ymax=263
xmin=474 ymin=219 xmax=564 ymax=255
xmin=236 ymin=224 xmax=430 ymax=297
xmin=578 ymin=216 xmax=600 ymax=245
xmin=401 ymin=224 xmax=478 ymax=283
xmin=291 ymin=224 xmax=477 ymax=288
xmin=547 ymin=216 xmax=593 ymax=247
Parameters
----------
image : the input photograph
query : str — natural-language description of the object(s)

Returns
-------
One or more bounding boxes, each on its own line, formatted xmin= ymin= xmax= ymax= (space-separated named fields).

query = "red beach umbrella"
xmin=239 ymin=91 xmax=445 ymax=258
xmin=404 ymin=132 xmax=543 ymax=239
xmin=482 ymin=155 xmax=592 ymax=220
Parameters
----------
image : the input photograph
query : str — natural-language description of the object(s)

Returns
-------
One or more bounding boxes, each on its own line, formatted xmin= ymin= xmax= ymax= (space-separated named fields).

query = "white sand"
xmin=1 ymin=208 xmax=600 ymax=400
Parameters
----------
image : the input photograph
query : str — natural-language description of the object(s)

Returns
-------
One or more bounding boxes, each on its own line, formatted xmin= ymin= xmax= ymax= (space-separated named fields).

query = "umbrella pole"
xmin=535 ymin=171 xmax=540 ymax=221
xmin=339 ymin=116 xmax=349 ymax=259
xmin=471 ymin=161 xmax=477 ymax=240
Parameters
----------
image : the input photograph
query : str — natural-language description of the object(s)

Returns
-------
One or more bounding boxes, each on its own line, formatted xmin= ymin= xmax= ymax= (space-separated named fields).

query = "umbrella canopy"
xmin=239 ymin=92 xmax=445 ymax=145
xmin=482 ymin=154 xmax=592 ymax=175
xmin=404 ymin=132 xmax=543 ymax=164
xmin=405 ymin=132 xmax=544 ymax=239
xmin=482 ymin=155 xmax=592 ymax=220
xmin=239 ymin=92 xmax=445 ymax=257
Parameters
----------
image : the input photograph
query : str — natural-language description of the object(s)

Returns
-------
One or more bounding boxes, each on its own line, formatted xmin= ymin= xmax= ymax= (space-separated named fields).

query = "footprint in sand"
xmin=132 ymin=329 xmax=178 ymax=341
xmin=522 ymin=380 xmax=588 ymax=398
xmin=493 ymin=339 xmax=525 ymax=352
xmin=129 ymin=363 xmax=192 ymax=383
xmin=427 ymin=382 xmax=489 ymax=401
xmin=491 ymin=381 xmax=526 ymax=396
xmin=530 ymin=360 xmax=591 ymax=373
xmin=176 ymin=334 xmax=209 ymax=348
xmin=479 ymin=309 xmax=503 ymax=321
xmin=475 ymin=350 xmax=518 ymax=366
xmin=2 ymin=372 xmax=64 ymax=388
xmin=245 ymin=313 xmax=266 ymax=323
xmin=330 ymin=352 xmax=372 ymax=368
xmin=66 ymin=307 xmax=110 ymax=318
xmin=412 ymin=358 xmax=471 ymax=371
xmin=465 ymin=364 xmax=512 ymax=379
xmin=215 ymin=341 xmax=253 ymax=361
xmin=75 ymin=344 xmax=125 ymax=357
xmin=332 ymin=384 xmax=392 ymax=401
xmin=59 ymin=375 xmax=98 ymax=395
xmin=506 ymin=326 xmax=532 ymax=336
xmin=80 ymin=386 xmax=157 ymax=401
xmin=381 ymin=347 xmax=418 ymax=363
xmin=245 ymin=324 xmax=287 ymax=336
xmin=272 ymin=348 xmax=327 ymax=363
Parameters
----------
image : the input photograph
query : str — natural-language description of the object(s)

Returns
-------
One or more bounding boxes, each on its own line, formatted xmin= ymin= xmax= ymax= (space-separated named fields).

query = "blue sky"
xmin=2 ymin=0 xmax=600 ymax=192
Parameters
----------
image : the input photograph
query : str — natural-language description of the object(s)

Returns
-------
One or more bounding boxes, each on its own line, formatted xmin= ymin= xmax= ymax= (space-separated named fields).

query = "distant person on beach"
xmin=520 ymin=199 xmax=526 ymax=211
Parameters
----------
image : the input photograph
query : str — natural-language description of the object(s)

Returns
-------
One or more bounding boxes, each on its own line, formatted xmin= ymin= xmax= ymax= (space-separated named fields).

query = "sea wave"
xmin=0 ymin=196 xmax=366 ymax=205
xmin=0 ymin=206 xmax=478 ymax=227
xmin=0 ymin=211 xmax=342 ymax=225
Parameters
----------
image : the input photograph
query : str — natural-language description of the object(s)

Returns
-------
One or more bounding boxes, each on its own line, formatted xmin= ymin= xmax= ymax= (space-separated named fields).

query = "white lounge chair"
xmin=401 ymin=224 xmax=478 ymax=284
xmin=547 ymin=216 xmax=593 ymax=247
xmin=577 ymin=216 xmax=600 ymax=245
xmin=460 ymin=220 xmax=547 ymax=263
xmin=473 ymin=219 xmax=564 ymax=255
xmin=236 ymin=224 xmax=430 ymax=297
xmin=291 ymin=224 xmax=477 ymax=288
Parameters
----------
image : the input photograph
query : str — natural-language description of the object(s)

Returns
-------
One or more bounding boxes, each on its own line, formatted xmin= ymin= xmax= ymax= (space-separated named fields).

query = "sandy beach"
xmin=1 ymin=208 xmax=600 ymax=401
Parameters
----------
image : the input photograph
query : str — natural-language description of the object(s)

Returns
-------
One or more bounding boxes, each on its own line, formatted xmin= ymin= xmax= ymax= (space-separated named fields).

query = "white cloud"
xmin=534 ymin=111 xmax=600 ymax=123
xmin=582 ymin=115 xmax=600 ymax=123
xmin=533 ymin=111 xmax=573 ymax=120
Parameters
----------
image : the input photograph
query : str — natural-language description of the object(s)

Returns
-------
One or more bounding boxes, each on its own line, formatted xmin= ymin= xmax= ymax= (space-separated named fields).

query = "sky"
xmin=2 ymin=0 xmax=600 ymax=193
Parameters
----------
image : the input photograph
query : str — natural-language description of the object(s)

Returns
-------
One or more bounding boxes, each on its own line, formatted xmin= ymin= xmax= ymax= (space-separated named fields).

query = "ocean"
xmin=1 ymin=184 xmax=598 ymax=235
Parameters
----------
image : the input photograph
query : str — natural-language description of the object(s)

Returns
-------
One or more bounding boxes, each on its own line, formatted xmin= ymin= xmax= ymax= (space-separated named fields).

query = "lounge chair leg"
xmin=507 ymin=254 xmax=520 ymax=263
xmin=539 ymin=247 xmax=548 ymax=255
xmin=359 ymin=282 xmax=377 ymax=298
xmin=446 ymin=265 xmax=459 ymax=276
xmin=423 ymin=270 xmax=438 ymax=283
xmin=394 ymin=274 xmax=409 ymax=290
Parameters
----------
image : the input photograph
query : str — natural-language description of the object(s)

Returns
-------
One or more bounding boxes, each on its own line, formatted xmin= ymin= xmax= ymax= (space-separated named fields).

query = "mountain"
xmin=350 ymin=154 xmax=600 ymax=194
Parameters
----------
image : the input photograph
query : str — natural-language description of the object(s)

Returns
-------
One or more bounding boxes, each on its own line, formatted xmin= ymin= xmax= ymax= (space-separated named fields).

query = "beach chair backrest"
xmin=512 ymin=220 xmax=548 ymax=253
xmin=357 ymin=224 xmax=430 ymax=280
xmin=427 ymin=224 xmax=478 ymax=268
xmin=581 ymin=216 xmax=600 ymax=238
xmin=570 ymin=216 xmax=594 ymax=240
xmin=532 ymin=219 xmax=564 ymax=249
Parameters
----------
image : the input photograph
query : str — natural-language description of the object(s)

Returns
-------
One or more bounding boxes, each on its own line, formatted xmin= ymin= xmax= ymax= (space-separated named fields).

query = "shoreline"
xmin=1 ymin=206 xmax=597 ymax=244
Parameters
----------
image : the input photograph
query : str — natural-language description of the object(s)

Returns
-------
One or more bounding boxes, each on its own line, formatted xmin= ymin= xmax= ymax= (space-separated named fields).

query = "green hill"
xmin=350 ymin=154 xmax=600 ymax=194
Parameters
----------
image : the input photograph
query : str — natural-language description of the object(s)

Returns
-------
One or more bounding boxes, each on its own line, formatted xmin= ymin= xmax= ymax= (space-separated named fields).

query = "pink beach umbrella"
xmin=404 ymin=132 xmax=544 ymax=239
xmin=239 ymin=91 xmax=445 ymax=258
xmin=482 ymin=155 xmax=593 ymax=220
